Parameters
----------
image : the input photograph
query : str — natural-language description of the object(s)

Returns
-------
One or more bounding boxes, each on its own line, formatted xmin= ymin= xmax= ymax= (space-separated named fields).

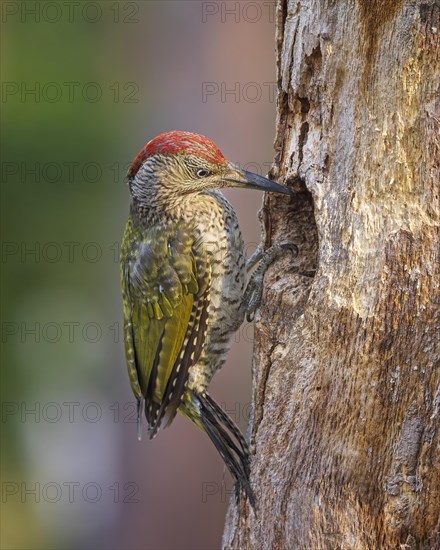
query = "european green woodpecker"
xmin=120 ymin=131 xmax=296 ymax=504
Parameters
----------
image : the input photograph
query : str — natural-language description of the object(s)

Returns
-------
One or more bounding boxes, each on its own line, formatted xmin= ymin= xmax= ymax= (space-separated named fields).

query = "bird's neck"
xmin=130 ymin=191 xmax=225 ymax=229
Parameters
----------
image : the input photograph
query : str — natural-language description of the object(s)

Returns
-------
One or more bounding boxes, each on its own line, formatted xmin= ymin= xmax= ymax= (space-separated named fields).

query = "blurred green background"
xmin=1 ymin=2 xmax=277 ymax=548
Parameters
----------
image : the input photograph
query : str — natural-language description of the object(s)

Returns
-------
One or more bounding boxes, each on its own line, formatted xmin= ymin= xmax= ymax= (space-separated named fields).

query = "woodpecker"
xmin=120 ymin=131 xmax=296 ymax=504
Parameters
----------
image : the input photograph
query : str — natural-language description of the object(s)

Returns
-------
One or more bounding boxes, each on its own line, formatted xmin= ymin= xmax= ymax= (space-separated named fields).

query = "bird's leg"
xmin=245 ymin=243 xmax=265 ymax=271
xmin=242 ymin=242 xmax=298 ymax=322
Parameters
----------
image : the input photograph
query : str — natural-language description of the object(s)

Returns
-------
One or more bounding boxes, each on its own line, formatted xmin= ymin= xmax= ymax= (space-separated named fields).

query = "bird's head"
xmin=127 ymin=130 xmax=293 ymax=208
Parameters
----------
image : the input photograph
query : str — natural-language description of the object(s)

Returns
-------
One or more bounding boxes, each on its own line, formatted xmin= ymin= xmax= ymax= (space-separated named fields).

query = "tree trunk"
xmin=223 ymin=1 xmax=439 ymax=548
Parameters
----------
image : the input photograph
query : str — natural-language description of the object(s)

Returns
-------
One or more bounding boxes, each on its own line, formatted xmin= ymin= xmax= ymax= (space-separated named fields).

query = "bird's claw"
xmin=243 ymin=241 xmax=299 ymax=322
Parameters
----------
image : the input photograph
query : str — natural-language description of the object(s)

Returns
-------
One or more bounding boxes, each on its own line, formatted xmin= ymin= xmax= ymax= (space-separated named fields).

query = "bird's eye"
xmin=196 ymin=169 xmax=210 ymax=178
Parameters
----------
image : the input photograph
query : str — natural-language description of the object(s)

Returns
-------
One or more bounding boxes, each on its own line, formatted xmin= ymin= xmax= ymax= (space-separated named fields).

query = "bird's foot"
xmin=243 ymin=242 xmax=298 ymax=322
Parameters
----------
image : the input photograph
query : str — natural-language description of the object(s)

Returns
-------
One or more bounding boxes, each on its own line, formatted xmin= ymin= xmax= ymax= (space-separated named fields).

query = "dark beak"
xmin=224 ymin=167 xmax=294 ymax=196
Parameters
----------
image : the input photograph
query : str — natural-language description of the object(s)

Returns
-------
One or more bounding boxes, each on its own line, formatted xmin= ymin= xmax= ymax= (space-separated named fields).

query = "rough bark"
xmin=223 ymin=1 xmax=439 ymax=548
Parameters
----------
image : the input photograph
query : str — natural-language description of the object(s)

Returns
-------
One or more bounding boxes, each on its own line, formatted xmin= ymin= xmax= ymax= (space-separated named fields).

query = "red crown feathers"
xmin=128 ymin=131 xmax=227 ymax=178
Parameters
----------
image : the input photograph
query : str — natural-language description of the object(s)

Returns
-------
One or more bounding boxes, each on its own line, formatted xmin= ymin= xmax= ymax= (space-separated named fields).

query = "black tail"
xmin=194 ymin=391 xmax=255 ymax=507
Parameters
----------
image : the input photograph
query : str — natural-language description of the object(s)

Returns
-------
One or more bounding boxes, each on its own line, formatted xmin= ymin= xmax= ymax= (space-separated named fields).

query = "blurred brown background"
xmin=1 ymin=2 xmax=277 ymax=548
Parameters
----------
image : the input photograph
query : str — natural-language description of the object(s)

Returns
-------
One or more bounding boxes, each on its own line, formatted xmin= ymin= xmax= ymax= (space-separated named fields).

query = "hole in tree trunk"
xmin=262 ymin=174 xmax=318 ymax=317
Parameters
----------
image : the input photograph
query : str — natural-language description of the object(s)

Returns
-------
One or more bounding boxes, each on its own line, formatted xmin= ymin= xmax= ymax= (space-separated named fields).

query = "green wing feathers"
xmin=121 ymin=218 xmax=210 ymax=436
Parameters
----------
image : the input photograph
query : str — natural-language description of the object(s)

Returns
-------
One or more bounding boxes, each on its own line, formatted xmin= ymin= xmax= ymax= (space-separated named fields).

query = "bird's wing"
xmin=121 ymin=218 xmax=210 ymax=437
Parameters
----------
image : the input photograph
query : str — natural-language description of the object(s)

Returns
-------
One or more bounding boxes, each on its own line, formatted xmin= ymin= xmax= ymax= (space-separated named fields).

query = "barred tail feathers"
xmin=183 ymin=390 xmax=254 ymax=506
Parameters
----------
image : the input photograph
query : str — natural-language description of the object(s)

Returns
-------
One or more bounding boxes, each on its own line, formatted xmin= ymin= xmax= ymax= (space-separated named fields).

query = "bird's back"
xmin=120 ymin=190 xmax=245 ymax=432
